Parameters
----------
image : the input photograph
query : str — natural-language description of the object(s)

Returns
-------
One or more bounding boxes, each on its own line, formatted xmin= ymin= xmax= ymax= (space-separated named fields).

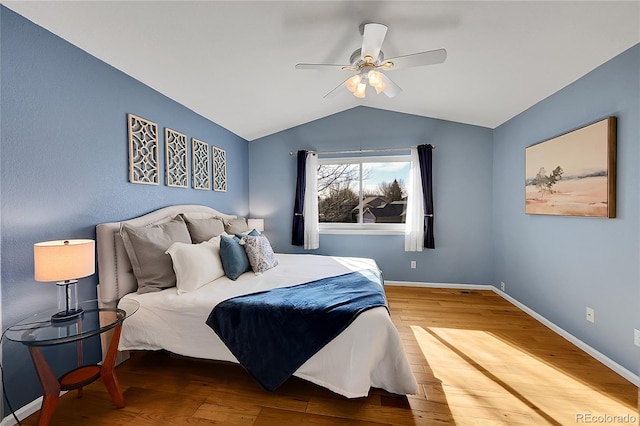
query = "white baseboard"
xmin=385 ymin=280 xmax=490 ymax=290
xmin=2 ymin=395 xmax=42 ymax=426
xmin=1 ymin=391 xmax=69 ymax=426
xmin=385 ymin=280 xmax=640 ymax=386
xmin=492 ymin=287 xmax=640 ymax=386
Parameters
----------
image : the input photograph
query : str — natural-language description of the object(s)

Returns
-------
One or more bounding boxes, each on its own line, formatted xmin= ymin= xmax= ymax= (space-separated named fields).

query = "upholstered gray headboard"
xmin=96 ymin=205 xmax=236 ymax=302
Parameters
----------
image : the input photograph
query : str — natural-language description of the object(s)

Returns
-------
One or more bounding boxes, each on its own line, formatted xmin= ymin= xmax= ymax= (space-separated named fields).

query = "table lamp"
xmin=247 ymin=218 xmax=264 ymax=233
xmin=34 ymin=239 xmax=95 ymax=322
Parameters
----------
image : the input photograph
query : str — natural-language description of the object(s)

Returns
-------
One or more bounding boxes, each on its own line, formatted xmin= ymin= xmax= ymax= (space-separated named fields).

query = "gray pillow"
xmin=224 ymin=217 xmax=250 ymax=234
xmin=120 ymin=215 xmax=191 ymax=294
xmin=182 ymin=215 xmax=226 ymax=243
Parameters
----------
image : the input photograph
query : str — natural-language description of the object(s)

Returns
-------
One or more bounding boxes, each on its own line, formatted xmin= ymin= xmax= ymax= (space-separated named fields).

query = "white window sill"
xmin=319 ymin=225 xmax=405 ymax=236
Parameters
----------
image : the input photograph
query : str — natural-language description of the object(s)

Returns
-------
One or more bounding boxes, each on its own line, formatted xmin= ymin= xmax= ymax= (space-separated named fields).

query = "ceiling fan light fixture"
xmin=345 ymin=74 xmax=362 ymax=93
xmin=367 ymin=70 xmax=382 ymax=85
xmin=296 ymin=23 xmax=444 ymax=99
xmin=367 ymin=70 xmax=387 ymax=94
xmin=374 ymin=80 xmax=387 ymax=94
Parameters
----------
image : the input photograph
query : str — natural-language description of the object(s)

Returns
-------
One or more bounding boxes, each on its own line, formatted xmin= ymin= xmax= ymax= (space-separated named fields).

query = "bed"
xmin=96 ymin=204 xmax=417 ymax=398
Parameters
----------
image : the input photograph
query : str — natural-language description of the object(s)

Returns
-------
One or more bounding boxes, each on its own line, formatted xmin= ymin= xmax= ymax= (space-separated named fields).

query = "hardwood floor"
xmin=22 ymin=287 xmax=638 ymax=425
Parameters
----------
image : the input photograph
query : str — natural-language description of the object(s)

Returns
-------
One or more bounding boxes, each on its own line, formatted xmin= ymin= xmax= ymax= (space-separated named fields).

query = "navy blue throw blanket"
xmin=206 ymin=269 xmax=387 ymax=392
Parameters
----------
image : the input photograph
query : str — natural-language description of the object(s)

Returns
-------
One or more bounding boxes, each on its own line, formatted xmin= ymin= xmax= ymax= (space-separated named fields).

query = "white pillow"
xmin=165 ymin=237 xmax=225 ymax=294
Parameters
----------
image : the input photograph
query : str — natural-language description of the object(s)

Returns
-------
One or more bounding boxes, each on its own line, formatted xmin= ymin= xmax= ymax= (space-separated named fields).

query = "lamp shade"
xmin=247 ymin=219 xmax=265 ymax=232
xmin=34 ymin=239 xmax=95 ymax=282
xmin=345 ymin=74 xmax=362 ymax=93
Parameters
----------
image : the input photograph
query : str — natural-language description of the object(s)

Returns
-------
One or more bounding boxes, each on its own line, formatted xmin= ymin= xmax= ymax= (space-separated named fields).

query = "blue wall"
xmin=0 ymin=7 xmax=249 ymax=413
xmin=2 ymin=3 xmax=638 ymax=420
xmin=492 ymin=44 xmax=640 ymax=374
xmin=249 ymin=107 xmax=494 ymax=284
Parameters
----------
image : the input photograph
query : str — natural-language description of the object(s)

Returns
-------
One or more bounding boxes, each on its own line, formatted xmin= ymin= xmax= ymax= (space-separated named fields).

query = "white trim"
xmin=320 ymin=225 xmax=405 ymax=235
xmin=1 ymin=392 xmax=70 ymax=426
xmin=384 ymin=281 xmax=640 ymax=386
xmin=2 ymin=396 xmax=40 ymax=426
xmin=493 ymin=287 xmax=639 ymax=386
xmin=385 ymin=280 xmax=490 ymax=290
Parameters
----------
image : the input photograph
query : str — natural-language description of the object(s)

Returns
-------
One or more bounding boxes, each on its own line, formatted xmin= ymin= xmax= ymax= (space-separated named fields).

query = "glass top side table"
xmin=6 ymin=299 xmax=139 ymax=426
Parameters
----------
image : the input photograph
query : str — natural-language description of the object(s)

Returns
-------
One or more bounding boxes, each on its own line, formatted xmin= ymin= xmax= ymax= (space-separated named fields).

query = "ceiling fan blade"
xmin=323 ymin=76 xmax=352 ymax=99
xmin=361 ymin=23 xmax=387 ymax=61
xmin=381 ymin=73 xmax=402 ymax=98
xmin=295 ymin=63 xmax=349 ymax=70
xmin=384 ymin=48 xmax=447 ymax=70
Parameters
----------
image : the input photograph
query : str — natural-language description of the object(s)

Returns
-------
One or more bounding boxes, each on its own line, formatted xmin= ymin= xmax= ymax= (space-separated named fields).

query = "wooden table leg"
xmin=100 ymin=322 xmax=125 ymax=408
xmin=28 ymin=346 xmax=61 ymax=426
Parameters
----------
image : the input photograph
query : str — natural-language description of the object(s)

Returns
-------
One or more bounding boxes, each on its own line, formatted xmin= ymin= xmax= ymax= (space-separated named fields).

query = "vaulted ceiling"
xmin=4 ymin=1 xmax=639 ymax=141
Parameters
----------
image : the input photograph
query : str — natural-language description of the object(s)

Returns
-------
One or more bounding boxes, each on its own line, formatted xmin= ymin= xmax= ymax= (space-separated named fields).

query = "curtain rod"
xmin=288 ymin=144 xmax=435 ymax=156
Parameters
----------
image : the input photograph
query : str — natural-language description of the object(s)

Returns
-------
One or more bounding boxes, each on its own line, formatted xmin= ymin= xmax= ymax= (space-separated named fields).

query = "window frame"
xmin=317 ymin=154 xmax=411 ymax=235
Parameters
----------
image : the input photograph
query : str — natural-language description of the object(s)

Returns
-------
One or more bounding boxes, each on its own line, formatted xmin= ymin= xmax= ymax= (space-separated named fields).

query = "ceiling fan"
xmin=295 ymin=22 xmax=447 ymax=99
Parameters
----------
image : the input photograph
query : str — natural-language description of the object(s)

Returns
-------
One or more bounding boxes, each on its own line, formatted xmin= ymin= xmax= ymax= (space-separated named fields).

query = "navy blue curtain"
xmin=417 ymin=144 xmax=435 ymax=249
xmin=291 ymin=150 xmax=307 ymax=245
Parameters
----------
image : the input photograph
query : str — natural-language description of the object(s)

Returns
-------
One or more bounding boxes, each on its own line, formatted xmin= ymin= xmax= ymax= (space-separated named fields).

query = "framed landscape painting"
xmin=525 ymin=117 xmax=616 ymax=218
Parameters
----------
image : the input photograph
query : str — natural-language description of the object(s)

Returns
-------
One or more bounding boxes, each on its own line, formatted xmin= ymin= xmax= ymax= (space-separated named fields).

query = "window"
xmin=318 ymin=155 xmax=411 ymax=234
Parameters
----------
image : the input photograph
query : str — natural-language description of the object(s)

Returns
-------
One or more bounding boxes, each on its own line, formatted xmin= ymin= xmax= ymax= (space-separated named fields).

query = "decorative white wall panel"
xmin=128 ymin=113 xmax=159 ymax=185
xmin=212 ymin=146 xmax=227 ymax=192
xmin=192 ymin=138 xmax=210 ymax=190
xmin=165 ymin=128 xmax=188 ymax=188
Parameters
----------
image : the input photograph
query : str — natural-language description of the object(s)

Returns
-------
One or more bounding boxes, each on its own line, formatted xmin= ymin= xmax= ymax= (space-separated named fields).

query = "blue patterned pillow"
xmin=244 ymin=235 xmax=278 ymax=274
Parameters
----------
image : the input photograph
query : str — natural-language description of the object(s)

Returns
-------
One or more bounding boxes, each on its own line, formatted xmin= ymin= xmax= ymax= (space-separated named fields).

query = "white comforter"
xmin=119 ymin=253 xmax=417 ymax=398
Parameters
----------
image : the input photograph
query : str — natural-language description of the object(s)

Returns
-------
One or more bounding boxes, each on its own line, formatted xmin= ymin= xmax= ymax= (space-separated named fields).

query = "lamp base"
xmin=51 ymin=307 xmax=84 ymax=323
xmin=53 ymin=279 xmax=82 ymax=323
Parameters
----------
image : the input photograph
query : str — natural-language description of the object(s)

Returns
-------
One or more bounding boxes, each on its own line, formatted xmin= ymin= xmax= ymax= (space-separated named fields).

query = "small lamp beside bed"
xmin=247 ymin=218 xmax=264 ymax=233
xmin=34 ymin=239 xmax=95 ymax=322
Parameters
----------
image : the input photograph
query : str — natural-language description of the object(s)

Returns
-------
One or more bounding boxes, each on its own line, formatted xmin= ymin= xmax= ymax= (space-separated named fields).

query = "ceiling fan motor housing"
xmin=349 ymin=48 xmax=384 ymax=68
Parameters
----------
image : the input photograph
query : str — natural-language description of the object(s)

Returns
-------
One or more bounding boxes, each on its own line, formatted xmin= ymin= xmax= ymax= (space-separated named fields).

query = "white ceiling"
xmin=3 ymin=1 xmax=639 ymax=141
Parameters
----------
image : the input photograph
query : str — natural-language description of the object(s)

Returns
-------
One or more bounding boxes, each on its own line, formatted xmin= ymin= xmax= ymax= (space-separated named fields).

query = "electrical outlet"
xmin=634 ymin=329 xmax=640 ymax=347
xmin=410 ymin=261 xmax=417 ymax=269
xmin=586 ymin=307 xmax=595 ymax=323
xmin=500 ymin=281 xmax=505 ymax=291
